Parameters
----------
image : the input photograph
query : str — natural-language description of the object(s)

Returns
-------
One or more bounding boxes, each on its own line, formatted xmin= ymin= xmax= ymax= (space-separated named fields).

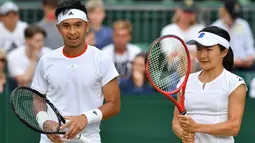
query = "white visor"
xmin=57 ymin=9 xmax=88 ymax=24
xmin=187 ymin=32 xmax=229 ymax=49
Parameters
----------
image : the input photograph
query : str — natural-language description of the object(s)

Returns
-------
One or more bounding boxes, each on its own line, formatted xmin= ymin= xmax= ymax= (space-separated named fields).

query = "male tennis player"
xmin=31 ymin=0 xmax=120 ymax=143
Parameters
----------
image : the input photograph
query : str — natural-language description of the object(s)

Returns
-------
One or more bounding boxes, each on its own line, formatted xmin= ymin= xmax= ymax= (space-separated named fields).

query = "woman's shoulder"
xmin=223 ymin=69 xmax=245 ymax=84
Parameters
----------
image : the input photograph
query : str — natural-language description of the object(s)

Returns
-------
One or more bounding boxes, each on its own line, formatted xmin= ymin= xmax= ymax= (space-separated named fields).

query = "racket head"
xmin=145 ymin=35 xmax=191 ymax=113
xmin=10 ymin=86 xmax=66 ymax=134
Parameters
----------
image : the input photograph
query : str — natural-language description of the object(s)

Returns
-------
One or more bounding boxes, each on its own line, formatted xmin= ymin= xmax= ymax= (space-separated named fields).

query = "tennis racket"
xmin=145 ymin=35 xmax=191 ymax=115
xmin=10 ymin=86 xmax=93 ymax=143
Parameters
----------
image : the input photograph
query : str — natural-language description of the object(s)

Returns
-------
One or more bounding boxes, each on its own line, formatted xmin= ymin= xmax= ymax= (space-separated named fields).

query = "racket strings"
xmin=147 ymin=37 xmax=188 ymax=93
xmin=11 ymin=89 xmax=60 ymax=133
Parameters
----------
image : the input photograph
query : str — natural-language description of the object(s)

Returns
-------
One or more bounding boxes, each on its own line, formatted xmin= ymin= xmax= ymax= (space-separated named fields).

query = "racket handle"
xmin=180 ymin=110 xmax=187 ymax=115
xmin=76 ymin=134 xmax=93 ymax=143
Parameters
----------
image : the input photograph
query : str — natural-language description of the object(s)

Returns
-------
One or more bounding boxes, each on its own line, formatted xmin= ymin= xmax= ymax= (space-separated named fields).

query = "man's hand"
xmin=60 ymin=115 xmax=88 ymax=140
xmin=43 ymin=120 xmax=63 ymax=143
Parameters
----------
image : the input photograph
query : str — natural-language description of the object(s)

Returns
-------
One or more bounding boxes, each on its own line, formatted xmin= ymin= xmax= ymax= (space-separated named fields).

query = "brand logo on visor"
xmin=68 ymin=12 xmax=74 ymax=15
xmin=198 ymin=33 xmax=205 ymax=38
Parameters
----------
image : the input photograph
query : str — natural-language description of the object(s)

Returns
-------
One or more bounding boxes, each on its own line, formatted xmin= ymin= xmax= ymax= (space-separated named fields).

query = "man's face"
xmin=87 ymin=7 xmax=105 ymax=27
xmin=57 ymin=18 xmax=89 ymax=48
xmin=113 ymin=29 xmax=131 ymax=49
xmin=2 ymin=11 xmax=19 ymax=28
xmin=26 ymin=33 xmax=45 ymax=50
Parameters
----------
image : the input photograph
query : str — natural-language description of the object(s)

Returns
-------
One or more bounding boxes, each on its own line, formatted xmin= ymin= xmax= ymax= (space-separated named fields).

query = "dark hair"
xmin=199 ymin=26 xmax=234 ymax=72
xmin=24 ymin=25 xmax=46 ymax=39
xmin=224 ymin=0 xmax=241 ymax=20
xmin=55 ymin=0 xmax=87 ymax=18
xmin=42 ymin=0 xmax=59 ymax=8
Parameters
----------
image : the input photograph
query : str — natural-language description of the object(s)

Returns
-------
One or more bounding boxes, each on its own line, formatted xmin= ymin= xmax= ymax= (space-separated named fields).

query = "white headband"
xmin=196 ymin=32 xmax=230 ymax=49
xmin=57 ymin=9 xmax=88 ymax=24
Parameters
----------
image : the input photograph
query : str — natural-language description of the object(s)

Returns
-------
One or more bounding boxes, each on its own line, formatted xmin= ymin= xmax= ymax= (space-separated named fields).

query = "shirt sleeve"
xmin=228 ymin=75 xmax=247 ymax=96
xmin=100 ymin=53 xmax=119 ymax=86
xmin=31 ymin=56 xmax=48 ymax=94
xmin=7 ymin=54 xmax=24 ymax=77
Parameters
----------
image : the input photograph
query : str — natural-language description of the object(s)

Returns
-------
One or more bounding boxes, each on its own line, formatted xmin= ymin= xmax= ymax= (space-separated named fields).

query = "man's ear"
xmin=56 ymin=24 xmax=61 ymax=34
xmin=85 ymin=21 xmax=90 ymax=33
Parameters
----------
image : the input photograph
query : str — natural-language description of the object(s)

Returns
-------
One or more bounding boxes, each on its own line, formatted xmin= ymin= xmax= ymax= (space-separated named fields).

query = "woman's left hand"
xmin=178 ymin=115 xmax=198 ymax=133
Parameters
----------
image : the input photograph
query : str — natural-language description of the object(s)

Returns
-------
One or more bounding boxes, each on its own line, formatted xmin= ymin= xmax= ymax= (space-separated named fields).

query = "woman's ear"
xmin=221 ymin=48 xmax=229 ymax=58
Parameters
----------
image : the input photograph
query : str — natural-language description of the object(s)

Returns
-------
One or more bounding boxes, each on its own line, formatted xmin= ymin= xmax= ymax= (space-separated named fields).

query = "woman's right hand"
xmin=181 ymin=129 xmax=195 ymax=143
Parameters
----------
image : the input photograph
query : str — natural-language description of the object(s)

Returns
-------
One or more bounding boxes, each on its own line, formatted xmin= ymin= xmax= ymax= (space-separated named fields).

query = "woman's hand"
xmin=178 ymin=115 xmax=198 ymax=133
xmin=181 ymin=129 xmax=195 ymax=143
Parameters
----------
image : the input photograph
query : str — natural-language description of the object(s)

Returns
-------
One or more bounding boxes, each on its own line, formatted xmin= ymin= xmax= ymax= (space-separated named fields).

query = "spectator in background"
xmin=0 ymin=1 xmax=28 ymax=53
xmin=85 ymin=31 xmax=96 ymax=46
xmin=119 ymin=53 xmax=155 ymax=94
xmin=161 ymin=0 xmax=204 ymax=73
xmin=7 ymin=26 xmax=52 ymax=87
xmin=0 ymin=49 xmax=6 ymax=93
xmin=86 ymin=0 xmax=113 ymax=49
xmin=37 ymin=0 xmax=63 ymax=50
xmin=102 ymin=20 xmax=141 ymax=78
xmin=212 ymin=0 xmax=255 ymax=71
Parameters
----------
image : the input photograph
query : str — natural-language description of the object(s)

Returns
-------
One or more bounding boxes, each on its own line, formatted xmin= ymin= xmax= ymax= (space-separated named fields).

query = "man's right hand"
xmin=43 ymin=120 xmax=63 ymax=143
xmin=181 ymin=129 xmax=195 ymax=143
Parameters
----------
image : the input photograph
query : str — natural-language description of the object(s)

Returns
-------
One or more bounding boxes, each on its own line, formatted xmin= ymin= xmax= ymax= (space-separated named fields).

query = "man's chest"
xmin=45 ymin=61 xmax=100 ymax=89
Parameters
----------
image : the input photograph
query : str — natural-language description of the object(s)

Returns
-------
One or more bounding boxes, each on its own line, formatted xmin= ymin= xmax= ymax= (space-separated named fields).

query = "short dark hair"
xmin=24 ymin=25 xmax=46 ymax=39
xmin=42 ymin=0 xmax=59 ymax=8
xmin=55 ymin=0 xmax=87 ymax=18
xmin=199 ymin=26 xmax=234 ymax=72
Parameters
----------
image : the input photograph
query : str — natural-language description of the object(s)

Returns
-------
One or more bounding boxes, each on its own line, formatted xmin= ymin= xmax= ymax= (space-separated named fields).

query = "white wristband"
xmin=82 ymin=109 xmax=102 ymax=124
xmin=36 ymin=111 xmax=50 ymax=130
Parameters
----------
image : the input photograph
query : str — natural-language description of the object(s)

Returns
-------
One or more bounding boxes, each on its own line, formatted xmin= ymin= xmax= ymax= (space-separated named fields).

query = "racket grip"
xmin=76 ymin=134 xmax=93 ymax=143
xmin=180 ymin=110 xmax=187 ymax=115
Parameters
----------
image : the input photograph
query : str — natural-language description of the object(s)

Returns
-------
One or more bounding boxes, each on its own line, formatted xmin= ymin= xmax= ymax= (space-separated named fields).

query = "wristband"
xmin=36 ymin=111 xmax=50 ymax=130
xmin=82 ymin=109 xmax=102 ymax=124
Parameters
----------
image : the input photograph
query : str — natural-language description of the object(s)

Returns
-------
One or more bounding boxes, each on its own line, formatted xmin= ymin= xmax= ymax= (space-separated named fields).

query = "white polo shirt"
xmin=183 ymin=69 xmax=246 ymax=143
xmin=31 ymin=45 xmax=119 ymax=143
xmin=101 ymin=43 xmax=141 ymax=77
xmin=7 ymin=45 xmax=52 ymax=77
xmin=0 ymin=21 xmax=28 ymax=52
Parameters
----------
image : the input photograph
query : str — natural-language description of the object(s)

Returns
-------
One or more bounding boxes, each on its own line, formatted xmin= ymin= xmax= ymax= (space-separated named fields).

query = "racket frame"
xmin=145 ymin=35 xmax=191 ymax=115
xmin=10 ymin=86 xmax=66 ymax=134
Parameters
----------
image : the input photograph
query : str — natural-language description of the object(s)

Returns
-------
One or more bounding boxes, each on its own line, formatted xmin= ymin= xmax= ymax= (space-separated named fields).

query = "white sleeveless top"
xmin=183 ymin=69 xmax=246 ymax=143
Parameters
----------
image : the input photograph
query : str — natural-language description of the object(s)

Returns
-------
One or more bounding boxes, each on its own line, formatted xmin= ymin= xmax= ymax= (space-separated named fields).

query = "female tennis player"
xmin=31 ymin=0 xmax=120 ymax=143
xmin=172 ymin=26 xmax=247 ymax=143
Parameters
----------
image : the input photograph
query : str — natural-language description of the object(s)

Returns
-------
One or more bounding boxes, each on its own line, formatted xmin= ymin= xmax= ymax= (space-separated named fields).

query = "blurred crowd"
xmin=0 ymin=0 xmax=254 ymax=96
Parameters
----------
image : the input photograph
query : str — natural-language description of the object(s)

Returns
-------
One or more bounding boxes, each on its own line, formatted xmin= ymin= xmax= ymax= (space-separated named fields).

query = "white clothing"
xmin=212 ymin=18 xmax=255 ymax=60
xmin=7 ymin=45 xmax=52 ymax=77
xmin=0 ymin=21 xmax=28 ymax=52
xmin=161 ymin=23 xmax=204 ymax=51
xmin=101 ymin=43 xmax=141 ymax=76
xmin=31 ymin=45 xmax=119 ymax=143
xmin=182 ymin=69 xmax=246 ymax=143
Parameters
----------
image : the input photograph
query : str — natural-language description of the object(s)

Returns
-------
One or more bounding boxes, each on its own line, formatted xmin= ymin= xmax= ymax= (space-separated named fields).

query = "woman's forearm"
xmin=195 ymin=120 xmax=240 ymax=137
xmin=172 ymin=121 xmax=182 ymax=138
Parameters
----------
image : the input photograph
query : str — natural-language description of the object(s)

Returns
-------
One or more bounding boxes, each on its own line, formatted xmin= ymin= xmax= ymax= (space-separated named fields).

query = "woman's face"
xmin=177 ymin=9 xmax=195 ymax=25
xmin=132 ymin=56 xmax=145 ymax=73
xmin=219 ymin=7 xmax=233 ymax=26
xmin=196 ymin=45 xmax=227 ymax=71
